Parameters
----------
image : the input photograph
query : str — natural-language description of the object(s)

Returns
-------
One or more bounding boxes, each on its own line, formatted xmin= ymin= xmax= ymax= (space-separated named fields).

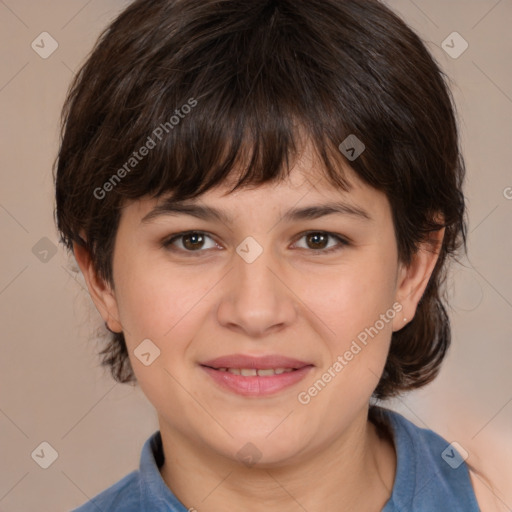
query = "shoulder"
xmin=71 ymin=470 xmax=141 ymax=511
xmin=373 ymin=407 xmax=481 ymax=512
xmin=71 ymin=430 xmax=182 ymax=511
xmin=391 ymin=413 xmax=504 ymax=511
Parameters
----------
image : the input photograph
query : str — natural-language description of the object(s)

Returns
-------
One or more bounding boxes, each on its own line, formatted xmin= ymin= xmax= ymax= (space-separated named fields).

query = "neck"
xmin=158 ymin=406 xmax=396 ymax=512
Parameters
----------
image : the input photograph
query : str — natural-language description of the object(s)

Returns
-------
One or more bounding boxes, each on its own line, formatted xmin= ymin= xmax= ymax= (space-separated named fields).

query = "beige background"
xmin=0 ymin=0 xmax=511 ymax=510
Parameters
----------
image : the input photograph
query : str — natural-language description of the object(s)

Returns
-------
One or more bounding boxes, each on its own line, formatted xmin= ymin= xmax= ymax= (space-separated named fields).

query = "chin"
xmin=214 ymin=427 xmax=311 ymax=468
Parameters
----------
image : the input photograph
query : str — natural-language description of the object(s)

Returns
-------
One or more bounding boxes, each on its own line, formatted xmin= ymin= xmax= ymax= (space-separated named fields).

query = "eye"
xmin=163 ymin=231 xmax=219 ymax=254
xmin=293 ymin=231 xmax=349 ymax=254
xmin=163 ymin=230 xmax=349 ymax=256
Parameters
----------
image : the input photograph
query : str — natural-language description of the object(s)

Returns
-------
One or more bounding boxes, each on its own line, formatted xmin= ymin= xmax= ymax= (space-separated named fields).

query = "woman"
xmin=54 ymin=0 xmax=495 ymax=509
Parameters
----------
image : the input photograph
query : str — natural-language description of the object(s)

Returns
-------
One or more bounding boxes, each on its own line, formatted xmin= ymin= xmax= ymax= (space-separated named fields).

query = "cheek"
xmin=113 ymin=254 xmax=226 ymax=395
xmin=298 ymin=252 xmax=398 ymax=344
xmin=113 ymin=258 xmax=211 ymax=409
xmin=112 ymin=253 xmax=206 ymax=346
xmin=294 ymin=260 xmax=397 ymax=418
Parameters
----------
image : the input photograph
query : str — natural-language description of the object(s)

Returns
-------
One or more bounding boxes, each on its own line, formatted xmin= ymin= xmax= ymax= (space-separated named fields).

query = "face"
xmin=77 ymin=145 xmax=440 ymax=466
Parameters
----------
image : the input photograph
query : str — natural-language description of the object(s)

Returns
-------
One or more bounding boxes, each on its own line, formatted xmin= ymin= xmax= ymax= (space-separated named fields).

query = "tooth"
xmin=257 ymin=369 xmax=276 ymax=376
xmin=223 ymin=368 xmax=296 ymax=376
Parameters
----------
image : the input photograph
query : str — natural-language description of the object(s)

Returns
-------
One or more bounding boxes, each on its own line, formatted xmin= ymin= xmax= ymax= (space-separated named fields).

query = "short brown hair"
xmin=54 ymin=0 xmax=467 ymax=399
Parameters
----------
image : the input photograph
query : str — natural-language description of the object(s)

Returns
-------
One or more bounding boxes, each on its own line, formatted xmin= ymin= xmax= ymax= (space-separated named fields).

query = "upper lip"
xmin=201 ymin=354 xmax=313 ymax=370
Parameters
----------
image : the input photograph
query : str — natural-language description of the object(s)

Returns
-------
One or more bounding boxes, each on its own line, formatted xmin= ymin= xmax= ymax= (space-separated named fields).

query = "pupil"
xmin=184 ymin=233 xmax=203 ymax=250
xmin=309 ymin=233 xmax=327 ymax=249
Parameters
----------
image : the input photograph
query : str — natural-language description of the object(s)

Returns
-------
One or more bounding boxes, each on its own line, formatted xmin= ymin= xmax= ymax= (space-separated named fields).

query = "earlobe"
xmin=392 ymin=227 xmax=445 ymax=332
xmin=72 ymin=241 xmax=124 ymax=333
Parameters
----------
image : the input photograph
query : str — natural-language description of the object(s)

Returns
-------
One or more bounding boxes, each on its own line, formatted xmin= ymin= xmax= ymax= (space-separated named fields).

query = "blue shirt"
xmin=72 ymin=407 xmax=480 ymax=511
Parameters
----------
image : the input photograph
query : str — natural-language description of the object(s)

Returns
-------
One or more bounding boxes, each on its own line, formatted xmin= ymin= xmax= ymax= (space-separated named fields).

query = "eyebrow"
xmin=140 ymin=198 xmax=372 ymax=225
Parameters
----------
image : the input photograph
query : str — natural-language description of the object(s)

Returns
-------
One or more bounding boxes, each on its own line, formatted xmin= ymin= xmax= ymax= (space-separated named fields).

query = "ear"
xmin=392 ymin=226 xmax=445 ymax=332
xmin=73 ymin=240 xmax=123 ymax=333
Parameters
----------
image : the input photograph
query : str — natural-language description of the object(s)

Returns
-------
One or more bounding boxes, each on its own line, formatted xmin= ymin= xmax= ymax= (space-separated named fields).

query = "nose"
xmin=216 ymin=242 xmax=298 ymax=338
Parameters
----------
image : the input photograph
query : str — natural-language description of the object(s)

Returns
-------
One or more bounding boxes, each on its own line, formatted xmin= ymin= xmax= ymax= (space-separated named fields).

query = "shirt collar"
xmin=139 ymin=431 xmax=188 ymax=511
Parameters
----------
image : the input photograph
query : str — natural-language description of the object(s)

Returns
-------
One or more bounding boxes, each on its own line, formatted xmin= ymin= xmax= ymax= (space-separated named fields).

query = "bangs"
xmin=115 ymin=101 xmax=354 ymax=205
xmin=83 ymin=2 xmax=369 ymax=208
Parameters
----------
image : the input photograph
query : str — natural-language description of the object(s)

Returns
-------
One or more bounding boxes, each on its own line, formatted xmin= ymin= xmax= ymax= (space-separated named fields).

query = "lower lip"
xmin=201 ymin=366 xmax=313 ymax=397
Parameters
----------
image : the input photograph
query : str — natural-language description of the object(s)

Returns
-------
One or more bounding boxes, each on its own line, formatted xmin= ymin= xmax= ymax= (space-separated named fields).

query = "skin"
xmin=74 ymin=143 xmax=446 ymax=511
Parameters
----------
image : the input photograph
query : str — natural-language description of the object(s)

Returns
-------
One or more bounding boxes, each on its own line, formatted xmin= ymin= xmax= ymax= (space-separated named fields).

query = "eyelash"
xmin=162 ymin=230 xmax=350 ymax=256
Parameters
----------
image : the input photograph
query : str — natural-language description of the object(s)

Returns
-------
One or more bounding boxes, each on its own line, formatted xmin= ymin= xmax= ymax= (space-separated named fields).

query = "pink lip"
xmin=200 ymin=354 xmax=314 ymax=397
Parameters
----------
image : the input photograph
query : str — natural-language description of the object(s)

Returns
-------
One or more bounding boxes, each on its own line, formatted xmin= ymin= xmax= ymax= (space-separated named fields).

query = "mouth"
xmin=200 ymin=354 xmax=314 ymax=396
